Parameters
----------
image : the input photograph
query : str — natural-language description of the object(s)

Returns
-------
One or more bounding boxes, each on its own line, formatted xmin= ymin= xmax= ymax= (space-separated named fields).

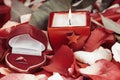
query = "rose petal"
xmin=112 ymin=0 xmax=120 ymax=5
xmin=88 ymin=75 xmax=107 ymax=80
xmin=36 ymin=74 xmax=48 ymax=80
xmin=0 ymin=0 xmax=4 ymax=5
xmin=0 ymin=73 xmax=38 ymax=80
xmin=84 ymin=28 xmax=115 ymax=51
xmin=117 ymin=19 xmax=120 ymax=24
xmin=68 ymin=60 xmax=81 ymax=78
xmin=43 ymin=45 xmax=74 ymax=76
xmin=62 ymin=75 xmax=89 ymax=80
xmin=111 ymin=42 xmax=120 ymax=63
xmin=92 ymin=6 xmax=120 ymax=22
xmin=0 ymin=21 xmax=19 ymax=38
xmin=80 ymin=59 xmax=120 ymax=80
xmin=3 ymin=0 xmax=12 ymax=7
xmin=101 ymin=15 xmax=120 ymax=34
xmin=0 ymin=5 xmax=10 ymax=28
xmin=74 ymin=47 xmax=112 ymax=65
xmin=0 ymin=73 xmax=4 ymax=79
xmin=0 ymin=38 xmax=8 ymax=61
xmin=103 ymin=7 xmax=120 ymax=15
xmin=0 ymin=67 xmax=13 ymax=75
xmin=48 ymin=72 xmax=64 ymax=80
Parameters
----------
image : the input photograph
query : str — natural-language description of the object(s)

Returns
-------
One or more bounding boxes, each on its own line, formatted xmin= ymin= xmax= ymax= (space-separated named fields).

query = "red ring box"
xmin=5 ymin=23 xmax=48 ymax=73
xmin=48 ymin=11 xmax=91 ymax=51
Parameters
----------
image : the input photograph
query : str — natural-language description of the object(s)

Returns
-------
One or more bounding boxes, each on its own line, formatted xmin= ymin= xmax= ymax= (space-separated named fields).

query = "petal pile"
xmin=1 ymin=0 xmax=120 ymax=80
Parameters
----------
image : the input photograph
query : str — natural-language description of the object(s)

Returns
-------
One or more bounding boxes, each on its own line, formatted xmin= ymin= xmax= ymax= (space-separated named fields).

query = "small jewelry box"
xmin=5 ymin=23 xmax=48 ymax=73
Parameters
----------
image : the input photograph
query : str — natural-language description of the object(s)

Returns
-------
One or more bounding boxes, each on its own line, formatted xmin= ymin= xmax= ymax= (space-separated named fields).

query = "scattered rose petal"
xmin=0 ymin=20 xmax=19 ymax=38
xmin=103 ymin=6 xmax=120 ymax=15
xmin=48 ymin=72 xmax=64 ymax=80
xmin=35 ymin=70 xmax=52 ymax=77
xmin=67 ymin=60 xmax=81 ymax=78
xmin=101 ymin=15 xmax=120 ymax=34
xmin=3 ymin=0 xmax=12 ymax=7
xmin=117 ymin=19 xmax=120 ymax=24
xmin=0 ymin=39 xmax=8 ymax=62
xmin=74 ymin=47 xmax=112 ymax=65
xmin=80 ymin=60 xmax=103 ymax=75
xmin=88 ymin=75 xmax=107 ymax=80
xmin=104 ymin=3 xmax=120 ymax=11
xmin=0 ymin=73 xmax=4 ymax=79
xmin=112 ymin=42 xmax=120 ymax=63
xmin=84 ymin=28 xmax=115 ymax=51
xmin=36 ymin=74 xmax=48 ymax=80
xmin=80 ymin=59 xmax=120 ymax=80
xmin=20 ymin=13 xmax=32 ymax=23
xmin=43 ymin=45 xmax=74 ymax=76
xmin=62 ymin=75 xmax=90 ymax=80
xmin=92 ymin=5 xmax=120 ymax=22
xmin=0 ymin=67 xmax=13 ymax=75
xmin=112 ymin=0 xmax=120 ymax=5
xmin=1 ymin=21 xmax=19 ymax=29
xmin=0 ymin=5 xmax=10 ymax=28
xmin=0 ymin=73 xmax=38 ymax=80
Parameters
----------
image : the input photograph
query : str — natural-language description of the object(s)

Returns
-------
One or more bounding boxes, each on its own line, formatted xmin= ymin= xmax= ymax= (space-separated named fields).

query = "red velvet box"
xmin=5 ymin=23 xmax=48 ymax=73
xmin=48 ymin=11 xmax=91 ymax=51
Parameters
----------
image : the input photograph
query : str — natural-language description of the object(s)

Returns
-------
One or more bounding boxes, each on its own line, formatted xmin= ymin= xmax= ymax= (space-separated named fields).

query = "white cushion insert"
xmin=9 ymin=34 xmax=45 ymax=56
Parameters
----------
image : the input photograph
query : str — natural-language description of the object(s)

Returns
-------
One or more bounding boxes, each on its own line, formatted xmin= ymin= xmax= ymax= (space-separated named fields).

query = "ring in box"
xmin=5 ymin=23 xmax=48 ymax=73
xmin=48 ymin=11 xmax=91 ymax=51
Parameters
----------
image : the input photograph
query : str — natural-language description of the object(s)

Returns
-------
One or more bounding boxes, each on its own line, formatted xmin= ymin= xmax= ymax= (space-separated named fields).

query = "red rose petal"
xmin=88 ymin=75 xmax=106 ymax=80
xmin=0 ymin=73 xmax=5 ymax=79
xmin=84 ymin=28 xmax=115 ymax=52
xmin=88 ymin=59 xmax=120 ymax=80
xmin=0 ymin=73 xmax=37 ymax=80
xmin=0 ymin=0 xmax=4 ymax=5
xmin=112 ymin=0 xmax=120 ymax=5
xmin=43 ymin=45 xmax=74 ymax=76
xmin=68 ymin=60 xmax=81 ymax=78
xmin=117 ymin=19 xmax=120 ymax=24
xmin=0 ymin=5 xmax=10 ymax=28
xmin=92 ymin=7 xmax=120 ymax=22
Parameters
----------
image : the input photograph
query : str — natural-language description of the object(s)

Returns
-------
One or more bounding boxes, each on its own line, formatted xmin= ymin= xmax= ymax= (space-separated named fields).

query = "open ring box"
xmin=48 ymin=10 xmax=91 ymax=51
xmin=5 ymin=23 xmax=48 ymax=73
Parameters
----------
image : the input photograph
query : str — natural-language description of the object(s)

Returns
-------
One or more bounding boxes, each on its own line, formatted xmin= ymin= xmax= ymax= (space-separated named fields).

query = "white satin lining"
xmin=9 ymin=34 xmax=45 ymax=56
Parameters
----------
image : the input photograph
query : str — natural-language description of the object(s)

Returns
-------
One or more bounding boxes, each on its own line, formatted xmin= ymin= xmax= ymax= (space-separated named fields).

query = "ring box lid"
xmin=8 ymin=23 xmax=48 ymax=56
